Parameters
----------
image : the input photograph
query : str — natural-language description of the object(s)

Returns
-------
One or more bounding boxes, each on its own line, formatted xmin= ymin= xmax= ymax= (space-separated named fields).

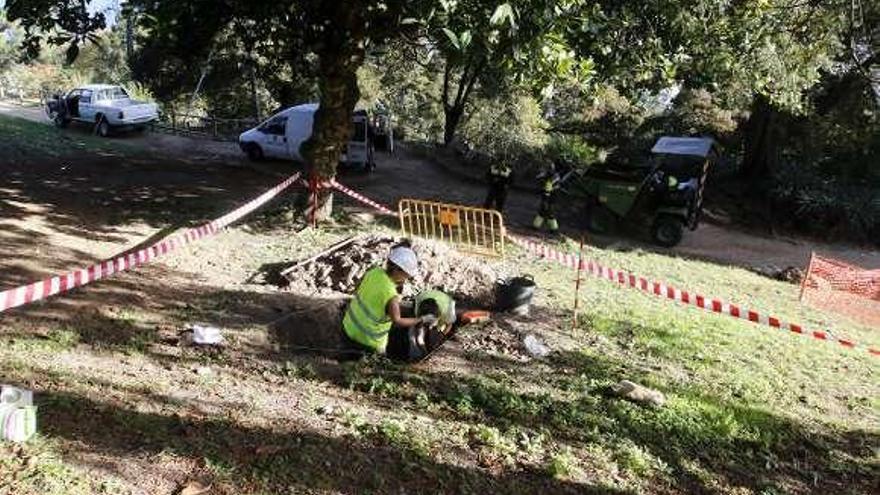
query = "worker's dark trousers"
xmin=483 ymin=182 xmax=509 ymax=212
xmin=539 ymin=192 xmax=556 ymax=220
xmin=532 ymin=191 xmax=558 ymax=231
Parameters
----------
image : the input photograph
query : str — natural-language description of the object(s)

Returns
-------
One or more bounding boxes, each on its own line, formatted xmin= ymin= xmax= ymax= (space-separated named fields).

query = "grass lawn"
xmin=0 ymin=114 xmax=877 ymax=494
xmin=1 ymin=114 xmax=139 ymax=161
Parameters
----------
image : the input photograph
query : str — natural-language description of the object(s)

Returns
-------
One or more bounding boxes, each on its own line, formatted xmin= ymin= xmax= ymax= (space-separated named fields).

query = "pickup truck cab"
xmin=46 ymin=84 xmax=159 ymax=137
xmin=238 ymin=103 xmax=375 ymax=170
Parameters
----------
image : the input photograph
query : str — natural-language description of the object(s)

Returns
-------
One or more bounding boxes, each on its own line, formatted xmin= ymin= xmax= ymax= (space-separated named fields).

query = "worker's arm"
xmin=386 ymin=296 xmax=424 ymax=328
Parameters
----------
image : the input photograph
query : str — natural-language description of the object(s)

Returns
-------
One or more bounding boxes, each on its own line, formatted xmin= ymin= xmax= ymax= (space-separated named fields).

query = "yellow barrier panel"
xmin=398 ymin=199 xmax=505 ymax=258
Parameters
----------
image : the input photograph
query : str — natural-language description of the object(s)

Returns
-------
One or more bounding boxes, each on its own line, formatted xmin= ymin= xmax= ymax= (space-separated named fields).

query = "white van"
xmin=238 ymin=103 xmax=374 ymax=170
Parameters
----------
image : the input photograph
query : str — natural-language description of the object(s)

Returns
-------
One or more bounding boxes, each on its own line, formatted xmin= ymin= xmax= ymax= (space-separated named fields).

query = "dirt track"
xmin=3 ymin=99 xmax=878 ymax=275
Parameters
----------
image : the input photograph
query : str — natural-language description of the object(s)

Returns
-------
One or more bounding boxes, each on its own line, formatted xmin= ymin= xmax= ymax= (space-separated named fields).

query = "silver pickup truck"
xmin=46 ymin=84 xmax=159 ymax=137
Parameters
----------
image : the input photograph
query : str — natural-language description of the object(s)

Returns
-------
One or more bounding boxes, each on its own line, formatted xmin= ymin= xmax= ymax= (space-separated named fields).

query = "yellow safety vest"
xmin=343 ymin=266 xmax=398 ymax=352
xmin=543 ymin=176 xmax=554 ymax=193
xmin=491 ymin=164 xmax=511 ymax=178
xmin=414 ymin=289 xmax=456 ymax=326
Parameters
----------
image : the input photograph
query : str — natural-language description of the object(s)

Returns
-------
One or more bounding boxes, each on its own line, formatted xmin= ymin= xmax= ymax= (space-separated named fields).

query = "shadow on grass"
xmin=1 ymin=114 xmax=296 ymax=243
xmin=2 ymin=226 xmax=875 ymax=494
xmin=35 ymin=388 xmax=623 ymax=494
xmin=296 ymin=333 xmax=878 ymax=494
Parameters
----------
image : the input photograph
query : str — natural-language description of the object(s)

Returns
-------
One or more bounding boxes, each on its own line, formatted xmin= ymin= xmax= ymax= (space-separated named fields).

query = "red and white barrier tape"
xmin=0 ymin=172 xmax=302 ymax=314
xmin=329 ymin=179 xmax=395 ymax=215
xmin=507 ymin=235 xmax=880 ymax=358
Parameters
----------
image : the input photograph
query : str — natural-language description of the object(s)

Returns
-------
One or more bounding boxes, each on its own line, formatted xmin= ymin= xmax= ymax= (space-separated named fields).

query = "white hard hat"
xmin=388 ymin=246 xmax=419 ymax=278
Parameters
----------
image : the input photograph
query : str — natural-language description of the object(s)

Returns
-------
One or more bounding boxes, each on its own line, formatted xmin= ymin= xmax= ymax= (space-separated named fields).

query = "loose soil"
xmin=277 ymin=234 xmax=507 ymax=304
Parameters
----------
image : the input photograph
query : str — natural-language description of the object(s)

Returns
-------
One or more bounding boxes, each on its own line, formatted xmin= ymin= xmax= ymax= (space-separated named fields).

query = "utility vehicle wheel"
xmin=96 ymin=118 xmax=111 ymax=137
xmin=651 ymin=215 xmax=685 ymax=247
xmin=586 ymin=204 xmax=616 ymax=234
xmin=245 ymin=143 xmax=264 ymax=162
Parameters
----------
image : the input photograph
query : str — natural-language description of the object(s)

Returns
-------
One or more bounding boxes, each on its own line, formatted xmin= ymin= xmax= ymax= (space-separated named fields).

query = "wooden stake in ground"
xmin=572 ymin=237 xmax=585 ymax=330
xmin=280 ymin=236 xmax=358 ymax=278
xmin=798 ymin=251 xmax=815 ymax=302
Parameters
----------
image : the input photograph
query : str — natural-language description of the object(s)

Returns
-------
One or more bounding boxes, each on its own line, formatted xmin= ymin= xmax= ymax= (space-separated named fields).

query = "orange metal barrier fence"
xmin=800 ymin=252 xmax=880 ymax=327
xmin=398 ymin=199 xmax=505 ymax=257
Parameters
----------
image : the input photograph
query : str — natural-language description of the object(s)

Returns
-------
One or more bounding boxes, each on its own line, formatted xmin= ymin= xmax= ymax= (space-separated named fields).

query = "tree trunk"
xmin=441 ymin=59 xmax=482 ymax=146
xmin=443 ymin=104 xmax=465 ymax=145
xmin=300 ymin=2 xmax=366 ymax=221
xmin=249 ymin=59 xmax=260 ymax=122
xmin=741 ymin=94 xmax=778 ymax=182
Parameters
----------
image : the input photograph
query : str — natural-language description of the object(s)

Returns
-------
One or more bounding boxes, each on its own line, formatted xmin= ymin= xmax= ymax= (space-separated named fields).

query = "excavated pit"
xmin=269 ymin=235 xmax=513 ymax=359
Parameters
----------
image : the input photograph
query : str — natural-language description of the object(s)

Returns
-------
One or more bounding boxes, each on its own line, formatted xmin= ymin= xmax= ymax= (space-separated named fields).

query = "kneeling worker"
xmin=342 ymin=245 xmax=437 ymax=355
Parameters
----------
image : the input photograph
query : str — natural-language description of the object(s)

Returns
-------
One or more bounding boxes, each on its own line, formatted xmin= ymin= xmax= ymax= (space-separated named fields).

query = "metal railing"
xmin=151 ymin=113 xmax=259 ymax=142
xmin=398 ymin=198 xmax=505 ymax=258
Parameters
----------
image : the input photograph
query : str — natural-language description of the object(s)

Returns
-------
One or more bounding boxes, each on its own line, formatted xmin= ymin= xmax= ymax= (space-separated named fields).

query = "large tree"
xmin=399 ymin=0 xmax=591 ymax=145
xmin=7 ymin=0 xmax=422 ymax=219
xmin=557 ymin=1 xmax=865 ymax=182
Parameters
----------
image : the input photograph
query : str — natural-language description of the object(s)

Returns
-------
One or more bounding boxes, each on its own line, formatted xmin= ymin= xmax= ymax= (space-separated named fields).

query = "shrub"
xmin=460 ymin=92 xmax=549 ymax=164
xmin=771 ymin=163 xmax=880 ymax=244
xmin=544 ymin=134 xmax=602 ymax=172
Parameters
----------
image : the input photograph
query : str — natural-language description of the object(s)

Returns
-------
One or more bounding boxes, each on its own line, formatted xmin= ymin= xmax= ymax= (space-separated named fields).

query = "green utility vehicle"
xmin=579 ymin=136 xmax=718 ymax=247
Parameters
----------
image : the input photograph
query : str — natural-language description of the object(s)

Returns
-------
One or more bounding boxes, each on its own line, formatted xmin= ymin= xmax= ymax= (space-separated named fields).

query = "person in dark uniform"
xmin=532 ymin=162 xmax=562 ymax=232
xmin=483 ymin=161 xmax=513 ymax=213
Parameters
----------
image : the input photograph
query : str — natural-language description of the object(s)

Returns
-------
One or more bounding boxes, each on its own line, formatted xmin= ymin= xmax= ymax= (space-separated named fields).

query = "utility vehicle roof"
xmin=77 ymin=84 xmax=123 ymax=91
xmin=651 ymin=137 xmax=717 ymax=158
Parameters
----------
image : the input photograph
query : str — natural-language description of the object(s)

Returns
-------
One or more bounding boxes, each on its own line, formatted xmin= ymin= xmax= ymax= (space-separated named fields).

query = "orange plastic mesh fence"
xmin=398 ymin=199 xmax=505 ymax=258
xmin=800 ymin=253 xmax=880 ymax=327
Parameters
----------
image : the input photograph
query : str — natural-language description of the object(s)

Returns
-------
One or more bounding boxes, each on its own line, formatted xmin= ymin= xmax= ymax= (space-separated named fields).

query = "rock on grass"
xmin=612 ymin=380 xmax=666 ymax=408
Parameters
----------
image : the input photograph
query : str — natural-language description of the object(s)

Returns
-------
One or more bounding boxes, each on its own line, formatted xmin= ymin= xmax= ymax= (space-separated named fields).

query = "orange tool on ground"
xmin=461 ymin=310 xmax=491 ymax=324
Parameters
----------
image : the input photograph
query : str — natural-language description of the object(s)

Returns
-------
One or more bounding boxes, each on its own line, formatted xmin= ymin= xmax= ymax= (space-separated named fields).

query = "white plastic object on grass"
xmin=1 ymin=385 xmax=37 ymax=442
xmin=0 ymin=386 xmax=32 ymax=407
xmin=188 ymin=324 xmax=224 ymax=345
xmin=523 ymin=335 xmax=550 ymax=358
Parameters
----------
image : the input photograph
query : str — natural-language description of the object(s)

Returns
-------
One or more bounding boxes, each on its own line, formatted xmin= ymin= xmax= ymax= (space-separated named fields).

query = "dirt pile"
xmin=458 ymin=320 xmax=532 ymax=362
xmin=281 ymin=235 xmax=507 ymax=307
xmin=753 ymin=264 xmax=804 ymax=284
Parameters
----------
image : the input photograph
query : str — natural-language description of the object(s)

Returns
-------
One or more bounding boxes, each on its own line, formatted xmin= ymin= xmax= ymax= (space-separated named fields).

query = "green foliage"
xmin=124 ymin=80 xmax=155 ymax=102
xmin=69 ymin=27 xmax=130 ymax=84
xmin=547 ymin=84 xmax=646 ymax=149
xmin=420 ymin=0 xmax=591 ymax=143
xmin=460 ymin=92 xmax=548 ymax=161
xmin=358 ymin=51 xmax=445 ymax=142
xmin=0 ymin=437 xmax=101 ymax=494
xmin=665 ymin=88 xmax=737 ymax=138
xmin=771 ymin=163 xmax=880 ymax=244
xmin=0 ymin=10 xmax=24 ymax=71
xmin=544 ymin=134 xmax=600 ymax=171
xmin=545 ymin=447 xmax=580 ymax=479
xmin=6 ymin=328 xmax=80 ymax=353
xmin=613 ymin=440 xmax=660 ymax=477
xmin=470 ymin=423 xmax=518 ymax=460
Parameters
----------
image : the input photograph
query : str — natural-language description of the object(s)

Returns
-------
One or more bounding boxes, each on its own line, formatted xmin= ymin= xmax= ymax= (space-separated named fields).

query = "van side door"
xmin=286 ymin=111 xmax=314 ymax=162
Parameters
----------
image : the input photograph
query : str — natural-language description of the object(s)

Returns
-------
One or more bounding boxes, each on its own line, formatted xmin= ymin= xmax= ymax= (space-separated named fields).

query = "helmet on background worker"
xmin=414 ymin=289 xmax=456 ymax=327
